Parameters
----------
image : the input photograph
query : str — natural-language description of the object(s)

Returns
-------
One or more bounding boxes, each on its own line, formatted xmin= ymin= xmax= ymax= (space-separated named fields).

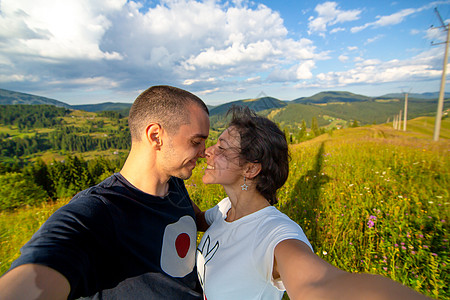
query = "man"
xmin=0 ymin=86 xmax=210 ymax=299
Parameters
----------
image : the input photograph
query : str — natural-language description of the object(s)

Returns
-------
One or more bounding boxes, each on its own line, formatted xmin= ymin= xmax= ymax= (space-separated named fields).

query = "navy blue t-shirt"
xmin=10 ymin=173 xmax=202 ymax=299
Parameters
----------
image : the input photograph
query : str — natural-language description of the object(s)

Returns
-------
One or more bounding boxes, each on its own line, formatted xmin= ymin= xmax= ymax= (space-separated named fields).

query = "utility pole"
xmin=433 ymin=8 xmax=449 ymax=141
xmin=402 ymin=90 xmax=410 ymax=132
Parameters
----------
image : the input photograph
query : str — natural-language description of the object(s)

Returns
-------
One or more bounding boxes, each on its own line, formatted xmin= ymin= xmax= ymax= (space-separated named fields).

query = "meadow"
xmin=0 ymin=118 xmax=449 ymax=299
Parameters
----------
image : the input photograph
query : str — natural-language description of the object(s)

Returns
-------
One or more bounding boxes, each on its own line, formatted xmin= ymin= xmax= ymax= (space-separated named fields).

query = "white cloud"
xmin=245 ymin=76 xmax=261 ymax=83
xmin=0 ymin=0 xmax=124 ymax=60
xmin=308 ymin=2 xmax=361 ymax=35
xmin=350 ymin=2 xmax=438 ymax=33
xmin=299 ymin=48 xmax=444 ymax=89
xmin=267 ymin=60 xmax=316 ymax=82
xmin=330 ymin=27 xmax=345 ymax=34
xmin=365 ymin=34 xmax=384 ymax=44
xmin=1 ymin=0 xmax=448 ymax=102
xmin=1 ymin=0 xmax=330 ymax=96
xmin=339 ymin=55 xmax=349 ymax=62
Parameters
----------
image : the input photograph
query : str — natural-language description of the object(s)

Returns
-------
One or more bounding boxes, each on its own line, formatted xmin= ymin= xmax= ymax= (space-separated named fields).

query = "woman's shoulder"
xmin=205 ymin=197 xmax=231 ymax=224
xmin=256 ymin=207 xmax=312 ymax=249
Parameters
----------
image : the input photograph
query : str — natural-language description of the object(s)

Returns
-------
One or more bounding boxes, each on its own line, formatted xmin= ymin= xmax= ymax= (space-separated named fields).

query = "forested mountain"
xmin=0 ymin=88 xmax=131 ymax=113
xmin=72 ymin=102 xmax=131 ymax=114
xmin=209 ymin=96 xmax=287 ymax=115
xmin=293 ymin=91 xmax=371 ymax=104
xmin=1 ymin=87 xmax=449 ymax=129
xmin=0 ymin=89 xmax=71 ymax=108
xmin=380 ymin=92 xmax=450 ymax=99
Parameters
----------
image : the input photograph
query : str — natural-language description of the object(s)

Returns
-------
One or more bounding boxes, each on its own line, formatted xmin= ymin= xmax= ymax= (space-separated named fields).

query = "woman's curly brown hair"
xmin=227 ymin=105 xmax=289 ymax=205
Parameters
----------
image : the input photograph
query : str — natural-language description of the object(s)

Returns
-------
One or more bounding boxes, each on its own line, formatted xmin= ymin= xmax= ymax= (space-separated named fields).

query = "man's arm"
xmin=0 ymin=264 xmax=70 ymax=300
xmin=274 ymin=239 xmax=431 ymax=300
xmin=190 ymin=200 xmax=209 ymax=232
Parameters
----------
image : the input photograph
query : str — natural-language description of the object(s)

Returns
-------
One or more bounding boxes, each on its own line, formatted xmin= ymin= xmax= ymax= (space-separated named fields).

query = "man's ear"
xmin=145 ymin=123 xmax=162 ymax=148
xmin=244 ymin=162 xmax=261 ymax=180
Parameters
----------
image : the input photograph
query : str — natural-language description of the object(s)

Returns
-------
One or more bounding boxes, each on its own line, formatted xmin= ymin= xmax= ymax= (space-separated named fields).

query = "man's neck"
xmin=120 ymin=148 xmax=170 ymax=197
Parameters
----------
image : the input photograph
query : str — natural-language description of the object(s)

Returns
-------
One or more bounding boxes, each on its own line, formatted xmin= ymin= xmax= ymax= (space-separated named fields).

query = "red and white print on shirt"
xmin=160 ymin=215 xmax=196 ymax=277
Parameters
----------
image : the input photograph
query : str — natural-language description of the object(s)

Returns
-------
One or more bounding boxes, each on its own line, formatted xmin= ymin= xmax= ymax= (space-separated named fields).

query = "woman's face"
xmin=203 ymin=127 xmax=243 ymax=187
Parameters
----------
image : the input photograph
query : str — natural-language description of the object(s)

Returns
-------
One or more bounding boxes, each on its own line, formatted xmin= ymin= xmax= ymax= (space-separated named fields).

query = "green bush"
xmin=0 ymin=172 xmax=49 ymax=210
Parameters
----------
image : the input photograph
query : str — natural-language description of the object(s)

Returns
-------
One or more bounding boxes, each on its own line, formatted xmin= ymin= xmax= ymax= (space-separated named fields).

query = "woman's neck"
xmin=224 ymin=187 xmax=270 ymax=222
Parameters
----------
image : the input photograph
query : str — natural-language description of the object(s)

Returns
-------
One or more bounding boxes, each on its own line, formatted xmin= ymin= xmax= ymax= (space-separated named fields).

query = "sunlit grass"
xmin=0 ymin=199 xmax=70 ymax=273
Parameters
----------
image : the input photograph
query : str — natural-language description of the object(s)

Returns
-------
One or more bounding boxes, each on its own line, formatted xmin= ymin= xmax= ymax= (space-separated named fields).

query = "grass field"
xmin=0 ymin=117 xmax=448 ymax=298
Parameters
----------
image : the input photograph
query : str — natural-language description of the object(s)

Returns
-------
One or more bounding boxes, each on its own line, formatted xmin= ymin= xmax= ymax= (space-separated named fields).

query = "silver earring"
xmin=241 ymin=177 xmax=248 ymax=191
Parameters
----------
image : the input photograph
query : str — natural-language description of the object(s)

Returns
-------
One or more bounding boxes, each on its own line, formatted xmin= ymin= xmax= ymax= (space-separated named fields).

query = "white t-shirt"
xmin=196 ymin=197 xmax=313 ymax=300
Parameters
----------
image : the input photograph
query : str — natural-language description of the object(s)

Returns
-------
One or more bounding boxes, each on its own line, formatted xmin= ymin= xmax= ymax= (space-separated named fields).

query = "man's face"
xmin=159 ymin=104 xmax=210 ymax=180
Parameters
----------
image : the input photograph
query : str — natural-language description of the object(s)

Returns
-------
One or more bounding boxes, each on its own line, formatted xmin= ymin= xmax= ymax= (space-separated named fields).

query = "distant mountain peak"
xmin=0 ymin=88 xmax=71 ymax=108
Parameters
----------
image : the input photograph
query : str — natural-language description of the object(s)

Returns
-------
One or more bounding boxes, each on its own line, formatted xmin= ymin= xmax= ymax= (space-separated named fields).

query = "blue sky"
xmin=1 ymin=0 xmax=450 ymax=105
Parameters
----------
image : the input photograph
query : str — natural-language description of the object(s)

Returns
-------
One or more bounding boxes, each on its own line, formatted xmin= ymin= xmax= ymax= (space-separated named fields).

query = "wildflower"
xmin=402 ymin=246 xmax=406 ymax=250
xmin=432 ymin=253 xmax=438 ymax=257
xmin=383 ymin=267 xmax=388 ymax=271
xmin=323 ymin=250 xmax=328 ymax=255
xmin=367 ymin=219 xmax=375 ymax=228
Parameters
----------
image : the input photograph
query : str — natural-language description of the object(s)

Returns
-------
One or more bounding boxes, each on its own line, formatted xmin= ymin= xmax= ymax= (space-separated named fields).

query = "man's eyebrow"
xmin=192 ymin=133 xmax=208 ymax=139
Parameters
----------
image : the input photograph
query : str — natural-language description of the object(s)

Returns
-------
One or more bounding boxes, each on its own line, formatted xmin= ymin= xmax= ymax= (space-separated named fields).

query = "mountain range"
xmin=1 ymin=88 xmax=449 ymax=128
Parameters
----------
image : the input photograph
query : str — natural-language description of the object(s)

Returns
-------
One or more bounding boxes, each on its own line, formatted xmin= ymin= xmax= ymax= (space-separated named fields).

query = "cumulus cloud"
xmin=308 ymin=2 xmax=361 ymax=35
xmin=297 ymin=48 xmax=444 ymax=89
xmin=339 ymin=55 xmax=349 ymax=62
xmin=0 ymin=0 xmax=124 ymax=60
xmin=0 ymin=0 xmax=325 ymax=97
xmin=0 ymin=0 xmax=447 ymax=103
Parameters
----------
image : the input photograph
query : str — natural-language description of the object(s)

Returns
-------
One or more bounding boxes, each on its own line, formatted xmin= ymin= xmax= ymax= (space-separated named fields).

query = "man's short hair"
xmin=128 ymin=85 xmax=209 ymax=141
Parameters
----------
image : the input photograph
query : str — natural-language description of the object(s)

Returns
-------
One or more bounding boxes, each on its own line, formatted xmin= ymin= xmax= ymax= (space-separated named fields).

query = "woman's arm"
xmin=274 ymin=239 xmax=431 ymax=300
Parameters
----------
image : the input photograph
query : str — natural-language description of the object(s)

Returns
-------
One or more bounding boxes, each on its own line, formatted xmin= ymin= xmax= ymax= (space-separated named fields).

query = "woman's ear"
xmin=145 ymin=123 xmax=162 ymax=148
xmin=244 ymin=162 xmax=262 ymax=179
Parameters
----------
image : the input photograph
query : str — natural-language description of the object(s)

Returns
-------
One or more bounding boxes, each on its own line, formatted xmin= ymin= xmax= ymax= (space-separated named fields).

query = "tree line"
xmin=0 ymin=105 xmax=69 ymax=129
xmin=0 ymin=105 xmax=131 ymax=158
xmin=0 ymin=155 xmax=125 ymax=211
xmin=1 ymin=129 xmax=130 ymax=157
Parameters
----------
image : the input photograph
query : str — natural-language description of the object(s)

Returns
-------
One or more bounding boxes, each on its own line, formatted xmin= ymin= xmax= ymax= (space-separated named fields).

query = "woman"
xmin=195 ymin=106 xmax=429 ymax=300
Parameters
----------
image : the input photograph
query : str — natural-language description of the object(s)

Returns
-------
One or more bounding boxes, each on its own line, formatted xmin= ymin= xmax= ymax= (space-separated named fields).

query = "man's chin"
xmin=176 ymin=170 xmax=193 ymax=180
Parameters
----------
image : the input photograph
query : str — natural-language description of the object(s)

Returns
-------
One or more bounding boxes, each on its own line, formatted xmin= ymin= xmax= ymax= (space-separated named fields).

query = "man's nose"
xmin=203 ymin=146 xmax=213 ymax=158
xmin=198 ymin=144 xmax=208 ymax=158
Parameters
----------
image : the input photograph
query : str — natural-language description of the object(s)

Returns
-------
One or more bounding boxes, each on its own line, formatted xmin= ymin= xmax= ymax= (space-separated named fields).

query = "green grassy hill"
xmin=0 ymin=116 xmax=448 ymax=298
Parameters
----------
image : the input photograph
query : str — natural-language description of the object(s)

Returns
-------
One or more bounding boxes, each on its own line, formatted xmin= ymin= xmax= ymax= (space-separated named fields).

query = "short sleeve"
xmin=252 ymin=209 xmax=313 ymax=291
xmin=204 ymin=198 xmax=230 ymax=225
